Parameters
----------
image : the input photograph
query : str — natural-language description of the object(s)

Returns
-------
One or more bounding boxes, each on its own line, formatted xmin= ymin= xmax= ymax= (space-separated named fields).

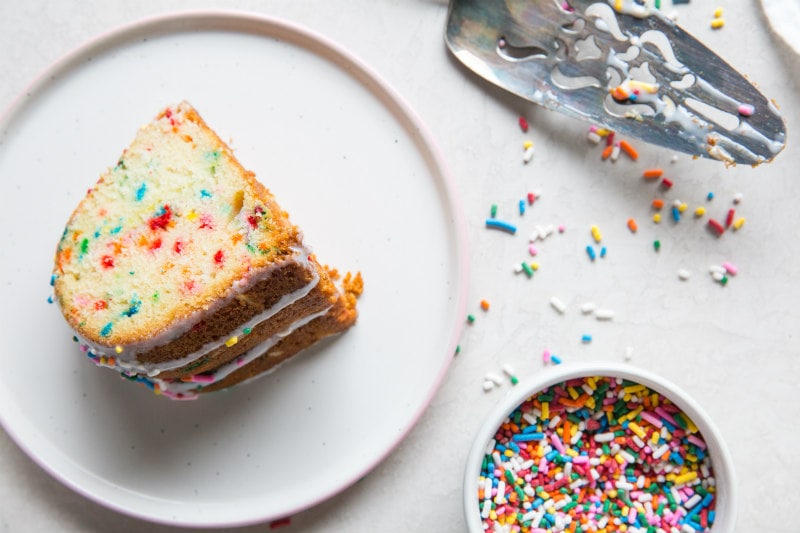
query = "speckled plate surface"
xmin=0 ymin=11 xmax=468 ymax=527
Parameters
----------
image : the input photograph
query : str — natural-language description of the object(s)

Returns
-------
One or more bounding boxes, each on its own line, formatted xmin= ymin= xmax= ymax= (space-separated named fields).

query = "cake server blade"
xmin=445 ymin=0 xmax=787 ymax=165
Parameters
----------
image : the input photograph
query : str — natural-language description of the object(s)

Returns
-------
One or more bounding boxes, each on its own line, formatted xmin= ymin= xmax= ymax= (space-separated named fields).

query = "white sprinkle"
xmin=535 ymin=225 xmax=547 ymax=240
xmin=486 ymin=372 xmax=504 ymax=385
xmin=733 ymin=192 xmax=743 ymax=204
xmin=544 ymin=224 xmax=556 ymax=238
xmin=677 ymin=268 xmax=691 ymax=281
xmin=595 ymin=308 xmax=615 ymax=320
xmin=502 ymin=363 xmax=516 ymax=377
xmin=624 ymin=345 xmax=634 ymax=361
xmin=580 ymin=301 xmax=597 ymax=314
xmin=550 ymin=296 xmax=567 ymax=314
xmin=481 ymin=499 xmax=492 ymax=518
xmin=709 ymin=265 xmax=726 ymax=275
xmin=711 ymin=271 xmax=725 ymax=282
xmin=610 ymin=143 xmax=621 ymax=161
xmin=513 ymin=263 xmax=524 ymax=274
xmin=595 ymin=432 xmax=616 ymax=443
xmin=670 ymin=153 xmax=679 ymax=162
xmin=482 ymin=380 xmax=495 ymax=392
xmin=587 ymin=131 xmax=602 ymax=144
xmin=523 ymin=145 xmax=535 ymax=164
xmin=528 ymin=229 xmax=539 ymax=242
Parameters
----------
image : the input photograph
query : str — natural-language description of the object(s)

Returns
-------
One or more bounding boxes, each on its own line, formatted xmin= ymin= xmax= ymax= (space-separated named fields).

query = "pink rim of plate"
xmin=0 ymin=9 xmax=470 ymax=528
xmin=463 ymin=361 xmax=737 ymax=533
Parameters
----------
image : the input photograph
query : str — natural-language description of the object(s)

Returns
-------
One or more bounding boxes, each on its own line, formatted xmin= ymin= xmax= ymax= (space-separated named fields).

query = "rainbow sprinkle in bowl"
xmin=464 ymin=362 xmax=735 ymax=532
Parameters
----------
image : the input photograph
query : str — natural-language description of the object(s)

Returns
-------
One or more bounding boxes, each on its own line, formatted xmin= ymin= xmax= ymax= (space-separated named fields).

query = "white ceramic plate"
xmin=0 ymin=11 xmax=468 ymax=528
xmin=760 ymin=0 xmax=800 ymax=56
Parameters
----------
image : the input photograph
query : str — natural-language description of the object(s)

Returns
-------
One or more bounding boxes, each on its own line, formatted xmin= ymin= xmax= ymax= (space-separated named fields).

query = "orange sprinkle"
xmin=619 ymin=140 xmax=639 ymax=160
xmin=643 ymin=168 xmax=663 ymax=179
xmin=480 ymin=299 xmax=490 ymax=311
xmin=601 ymin=145 xmax=614 ymax=160
xmin=652 ymin=199 xmax=665 ymax=210
xmin=627 ymin=218 xmax=638 ymax=233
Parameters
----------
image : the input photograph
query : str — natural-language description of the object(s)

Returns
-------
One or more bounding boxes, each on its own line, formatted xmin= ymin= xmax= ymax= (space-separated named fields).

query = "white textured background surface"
xmin=1 ymin=1 xmax=799 ymax=532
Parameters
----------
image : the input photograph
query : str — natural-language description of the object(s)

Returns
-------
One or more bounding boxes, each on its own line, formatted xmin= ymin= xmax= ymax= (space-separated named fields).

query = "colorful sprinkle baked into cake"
xmin=51 ymin=101 xmax=362 ymax=399
xmin=477 ymin=376 xmax=716 ymax=532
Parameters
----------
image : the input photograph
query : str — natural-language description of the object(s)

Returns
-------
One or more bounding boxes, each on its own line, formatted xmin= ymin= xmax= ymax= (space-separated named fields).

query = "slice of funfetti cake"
xmin=52 ymin=101 xmax=362 ymax=399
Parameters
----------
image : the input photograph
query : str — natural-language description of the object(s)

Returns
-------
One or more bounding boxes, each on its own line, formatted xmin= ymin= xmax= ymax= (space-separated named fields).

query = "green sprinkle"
xmin=490 ymin=203 xmax=498 ymax=218
xmin=510 ymin=375 xmax=519 ymax=385
xmin=467 ymin=314 xmax=475 ymax=323
xmin=521 ymin=262 xmax=534 ymax=277
xmin=653 ymin=239 xmax=661 ymax=251
xmin=243 ymin=327 xmax=252 ymax=335
xmin=80 ymin=238 xmax=89 ymax=255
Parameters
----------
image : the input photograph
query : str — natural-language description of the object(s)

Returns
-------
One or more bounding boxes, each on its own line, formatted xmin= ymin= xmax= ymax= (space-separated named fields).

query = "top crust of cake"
xmin=53 ymin=102 xmax=303 ymax=349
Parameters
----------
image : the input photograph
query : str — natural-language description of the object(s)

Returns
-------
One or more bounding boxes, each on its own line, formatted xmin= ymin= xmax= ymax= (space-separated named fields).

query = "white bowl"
xmin=463 ymin=361 xmax=736 ymax=532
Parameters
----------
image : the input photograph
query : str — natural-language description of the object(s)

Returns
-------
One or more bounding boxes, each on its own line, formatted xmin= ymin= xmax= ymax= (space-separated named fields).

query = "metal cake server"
xmin=446 ymin=0 xmax=787 ymax=165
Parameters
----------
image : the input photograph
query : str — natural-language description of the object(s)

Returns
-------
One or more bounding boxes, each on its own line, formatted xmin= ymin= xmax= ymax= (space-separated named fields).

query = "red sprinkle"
xmin=708 ymin=218 xmax=725 ymax=235
xmin=214 ymin=250 xmax=225 ymax=264
xmin=660 ymin=178 xmax=673 ymax=189
xmin=725 ymin=208 xmax=735 ymax=227
xmin=148 ymin=205 xmax=173 ymax=231
xmin=94 ymin=300 xmax=108 ymax=311
xmin=101 ymin=255 xmax=115 ymax=269
xmin=527 ymin=192 xmax=536 ymax=205
xmin=150 ymin=238 xmax=162 ymax=251
xmin=519 ymin=116 xmax=529 ymax=132
xmin=173 ymin=240 xmax=185 ymax=254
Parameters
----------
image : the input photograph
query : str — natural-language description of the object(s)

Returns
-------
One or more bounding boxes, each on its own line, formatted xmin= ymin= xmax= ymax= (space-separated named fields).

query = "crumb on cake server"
xmin=52 ymin=101 xmax=362 ymax=399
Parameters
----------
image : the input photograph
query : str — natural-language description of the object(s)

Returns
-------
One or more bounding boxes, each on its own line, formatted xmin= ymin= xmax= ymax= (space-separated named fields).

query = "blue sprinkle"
xmin=50 ymin=274 xmax=56 ymax=286
xmin=600 ymin=246 xmax=607 ymax=258
xmin=200 ymin=189 xmax=212 ymax=199
xmin=100 ymin=322 xmax=113 ymax=337
xmin=121 ymin=295 xmax=142 ymax=317
xmin=110 ymin=225 xmax=122 ymax=235
xmin=581 ymin=334 xmax=592 ymax=343
xmin=513 ymin=432 xmax=545 ymax=442
xmin=518 ymin=199 xmax=525 ymax=216
xmin=706 ymin=191 xmax=714 ymax=201
xmin=586 ymin=245 xmax=596 ymax=261
xmin=551 ymin=354 xmax=562 ymax=364
xmin=672 ymin=205 xmax=681 ymax=222
xmin=485 ymin=219 xmax=517 ymax=234
xmin=135 ymin=183 xmax=147 ymax=201
xmin=47 ymin=295 xmax=54 ymax=304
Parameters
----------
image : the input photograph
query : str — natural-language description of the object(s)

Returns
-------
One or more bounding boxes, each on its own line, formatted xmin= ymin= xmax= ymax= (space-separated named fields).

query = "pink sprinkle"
xmin=551 ymin=433 xmax=566 ymax=454
xmin=640 ymin=411 xmax=664 ymax=428
xmin=543 ymin=349 xmax=551 ymax=363
xmin=722 ymin=261 xmax=738 ymax=276
xmin=687 ymin=434 xmax=708 ymax=450
xmin=655 ymin=406 xmax=679 ymax=427
xmin=558 ymin=224 xmax=565 ymax=233
xmin=529 ymin=244 xmax=539 ymax=256
xmin=189 ymin=374 xmax=215 ymax=383
xmin=738 ymin=103 xmax=755 ymax=117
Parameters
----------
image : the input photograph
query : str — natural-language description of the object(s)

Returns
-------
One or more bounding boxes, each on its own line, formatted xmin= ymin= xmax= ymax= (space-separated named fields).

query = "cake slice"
xmin=52 ymin=101 xmax=361 ymax=399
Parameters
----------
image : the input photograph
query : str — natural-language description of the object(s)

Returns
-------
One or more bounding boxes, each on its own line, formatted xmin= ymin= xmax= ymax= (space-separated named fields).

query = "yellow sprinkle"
xmin=673 ymin=471 xmax=699 ymax=485
xmin=530 ymin=262 xmax=539 ymax=271
xmin=678 ymin=202 xmax=688 ymax=213
xmin=628 ymin=80 xmax=659 ymax=94
xmin=115 ymin=345 xmax=123 ymax=354
xmin=523 ymin=140 xmax=534 ymax=149
xmin=591 ymin=224 xmax=602 ymax=243
xmin=567 ymin=386 xmax=580 ymax=400
xmin=713 ymin=7 xmax=723 ymax=17
xmin=685 ymin=417 xmax=699 ymax=433
xmin=615 ymin=453 xmax=626 ymax=465
xmin=542 ymin=402 xmax=550 ymax=420
xmin=653 ymin=213 xmax=662 ymax=223
xmin=186 ymin=209 xmax=199 ymax=222
xmin=651 ymin=432 xmax=660 ymax=444
xmin=711 ymin=18 xmax=725 ymax=29
xmin=154 ymin=383 xmax=162 ymax=395
xmin=623 ymin=384 xmax=646 ymax=394
xmin=586 ymin=376 xmax=597 ymax=389
xmin=694 ymin=206 xmax=706 ymax=217
xmin=733 ymin=217 xmax=746 ymax=230
xmin=595 ymin=128 xmax=612 ymax=137
xmin=628 ymin=422 xmax=647 ymax=439
xmin=225 ymin=336 xmax=239 ymax=347
xmin=565 ymin=448 xmax=579 ymax=457
xmin=586 ymin=396 xmax=596 ymax=409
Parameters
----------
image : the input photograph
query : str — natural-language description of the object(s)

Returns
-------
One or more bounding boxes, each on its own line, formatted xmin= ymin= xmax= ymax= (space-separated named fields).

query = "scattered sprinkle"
xmin=467 ymin=314 xmax=476 ymax=324
xmin=722 ymin=261 xmax=738 ymax=276
xmin=678 ymin=268 xmax=691 ymax=281
xmin=480 ymin=299 xmax=491 ymax=311
xmin=485 ymin=219 xmax=518 ymax=234
xmin=642 ymin=168 xmax=663 ymax=179
xmin=225 ymin=336 xmax=239 ymax=347
xmin=581 ymin=334 xmax=592 ymax=343
xmin=737 ymin=104 xmax=754 ymax=117
xmin=595 ymin=308 xmax=615 ymax=320
xmin=490 ymin=203 xmax=498 ymax=218
xmin=694 ymin=206 xmax=706 ymax=217
xmin=586 ymin=245 xmax=597 ymax=261
xmin=627 ymin=218 xmax=638 ymax=233
xmin=550 ymin=296 xmax=567 ymax=314
xmin=619 ymin=139 xmax=639 ymax=160
xmin=581 ymin=302 xmax=597 ymax=314
xmin=707 ymin=219 xmax=725 ymax=236
xmin=732 ymin=217 xmax=746 ymax=230
xmin=518 ymin=116 xmax=529 ymax=132
xmin=653 ymin=239 xmax=661 ymax=251
xmin=590 ymin=225 xmax=602 ymax=243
